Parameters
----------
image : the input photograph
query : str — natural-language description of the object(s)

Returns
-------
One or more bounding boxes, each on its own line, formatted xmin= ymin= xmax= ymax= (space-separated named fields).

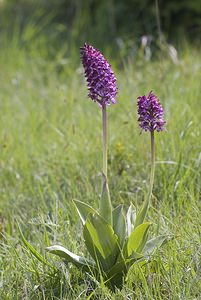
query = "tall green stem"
xmin=99 ymin=104 xmax=112 ymax=225
xmin=102 ymin=105 xmax=107 ymax=178
xmin=150 ymin=130 xmax=155 ymax=196
xmin=135 ymin=131 xmax=155 ymax=227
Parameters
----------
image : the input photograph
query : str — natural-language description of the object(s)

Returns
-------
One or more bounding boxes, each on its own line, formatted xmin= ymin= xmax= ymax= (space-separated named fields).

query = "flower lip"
xmin=80 ymin=43 xmax=118 ymax=107
xmin=137 ymin=91 xmax=166 ymax=132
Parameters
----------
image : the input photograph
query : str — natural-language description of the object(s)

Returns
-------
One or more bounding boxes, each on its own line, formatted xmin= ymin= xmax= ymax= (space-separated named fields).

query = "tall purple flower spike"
xmin=80 ymin=43 xmax=118 ymax=107
xmin=137 ymin=91 xmax=166 ymax=132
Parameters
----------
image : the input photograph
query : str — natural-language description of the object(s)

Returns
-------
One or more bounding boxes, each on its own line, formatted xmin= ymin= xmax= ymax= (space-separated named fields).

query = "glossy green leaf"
xmin=46 ymin=245 xmax=96 ymax=272
xmin=126 ymin=222 xmax=151 ymax=257
xmin=112 ymin=205 xmax=126 ymax=247
xmin=126 ymin=204 xmax=136 ymax=236
xmin=142 ymin=235 xmax=169 ymax=256
xmin=83 ymin=213 xmax=119 ymax=271
xmin=73 ymin=199 xmax=97 ymax=225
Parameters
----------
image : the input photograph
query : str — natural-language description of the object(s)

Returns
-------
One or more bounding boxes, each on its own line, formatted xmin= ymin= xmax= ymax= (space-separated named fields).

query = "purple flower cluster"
xmin=80 ymin=44 xmax=117 ymax=107
xmin=137 ymin=91 xmax=166 ymax=132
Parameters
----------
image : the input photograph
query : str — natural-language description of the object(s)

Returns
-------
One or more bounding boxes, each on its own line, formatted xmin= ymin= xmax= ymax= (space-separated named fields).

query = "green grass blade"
xmin=18 ymin=223 xmax=56 ymax=270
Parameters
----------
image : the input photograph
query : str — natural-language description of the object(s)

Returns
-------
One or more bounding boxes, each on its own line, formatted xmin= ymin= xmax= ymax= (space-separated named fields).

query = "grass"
xmin=0 ymin=31 xmax=201 ymax=299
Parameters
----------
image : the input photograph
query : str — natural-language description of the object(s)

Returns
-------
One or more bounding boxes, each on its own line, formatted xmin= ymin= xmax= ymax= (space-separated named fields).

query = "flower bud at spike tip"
xmin=80 ymin=44 xmax=118 ymax=107
xmin=137 ymin=91 xmax=166 ymax=132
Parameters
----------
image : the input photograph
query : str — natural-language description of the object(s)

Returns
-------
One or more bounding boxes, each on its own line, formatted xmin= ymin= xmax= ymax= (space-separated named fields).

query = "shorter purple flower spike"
xmin=80 ymin=43 xmax=117 ymax=107
xmin=137 ymin=91 xmax=166 ymax=132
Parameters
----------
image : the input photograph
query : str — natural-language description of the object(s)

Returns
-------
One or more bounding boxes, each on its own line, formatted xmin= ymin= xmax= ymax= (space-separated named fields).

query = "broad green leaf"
xmin=46 ymin=245 xmax=96 ymax=272
xmin=18 ymin=223 xmax=56 ymax=270
xmin=126 ymin=204 xmax=136 ymax=236
xmin=99 ymin=173 xmax=112 ymax=225
xmin=126 ymin=222 xmax=151 ymax=257
xmin=83 ymin=213 xmax=118 ymax=271
xmin=112 ymin=205 xmax=126 ymax=247
xmin=73 ymin=199 xmax=97 ymax=225
xmin=142 ymin=235 xmax=170 ymax=256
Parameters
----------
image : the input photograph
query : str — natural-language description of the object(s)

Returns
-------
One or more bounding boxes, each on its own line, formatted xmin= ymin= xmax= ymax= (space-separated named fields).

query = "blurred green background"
xmin=1 ymin=0 xmax=200 ymax=61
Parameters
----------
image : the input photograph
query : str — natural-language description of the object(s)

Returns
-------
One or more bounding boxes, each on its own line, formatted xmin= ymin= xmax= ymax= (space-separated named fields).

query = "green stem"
xmin=99 ymin=104 xmax=112 ymax=225
xmin=150 ymin=130 xmax=155 ymax=197
xmin=102 ymin=105 xmax=107 ymax=178
xmin=135 ymin=131 xmax=155 ymax=227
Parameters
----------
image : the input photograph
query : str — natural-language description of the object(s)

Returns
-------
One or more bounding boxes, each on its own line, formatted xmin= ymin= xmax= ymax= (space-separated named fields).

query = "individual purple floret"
xmin=137 ymin=91 xmax=166 ymax=132
xmin=80 ymin=43 xmax=117 ymax=107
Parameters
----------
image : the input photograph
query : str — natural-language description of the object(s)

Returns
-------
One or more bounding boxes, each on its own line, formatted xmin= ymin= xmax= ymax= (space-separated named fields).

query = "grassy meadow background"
xmin=0 ymin=1 xmax=201 ymax=299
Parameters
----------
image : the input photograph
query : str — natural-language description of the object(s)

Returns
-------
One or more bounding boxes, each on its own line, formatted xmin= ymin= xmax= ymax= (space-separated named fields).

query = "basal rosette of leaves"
xmin=46 ymin=200 xmax=168 ymax=289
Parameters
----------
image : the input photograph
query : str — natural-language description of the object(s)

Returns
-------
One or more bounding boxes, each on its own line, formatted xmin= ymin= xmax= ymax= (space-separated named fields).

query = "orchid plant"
xmin=45 ymin=44 xmax=169 ymax=290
